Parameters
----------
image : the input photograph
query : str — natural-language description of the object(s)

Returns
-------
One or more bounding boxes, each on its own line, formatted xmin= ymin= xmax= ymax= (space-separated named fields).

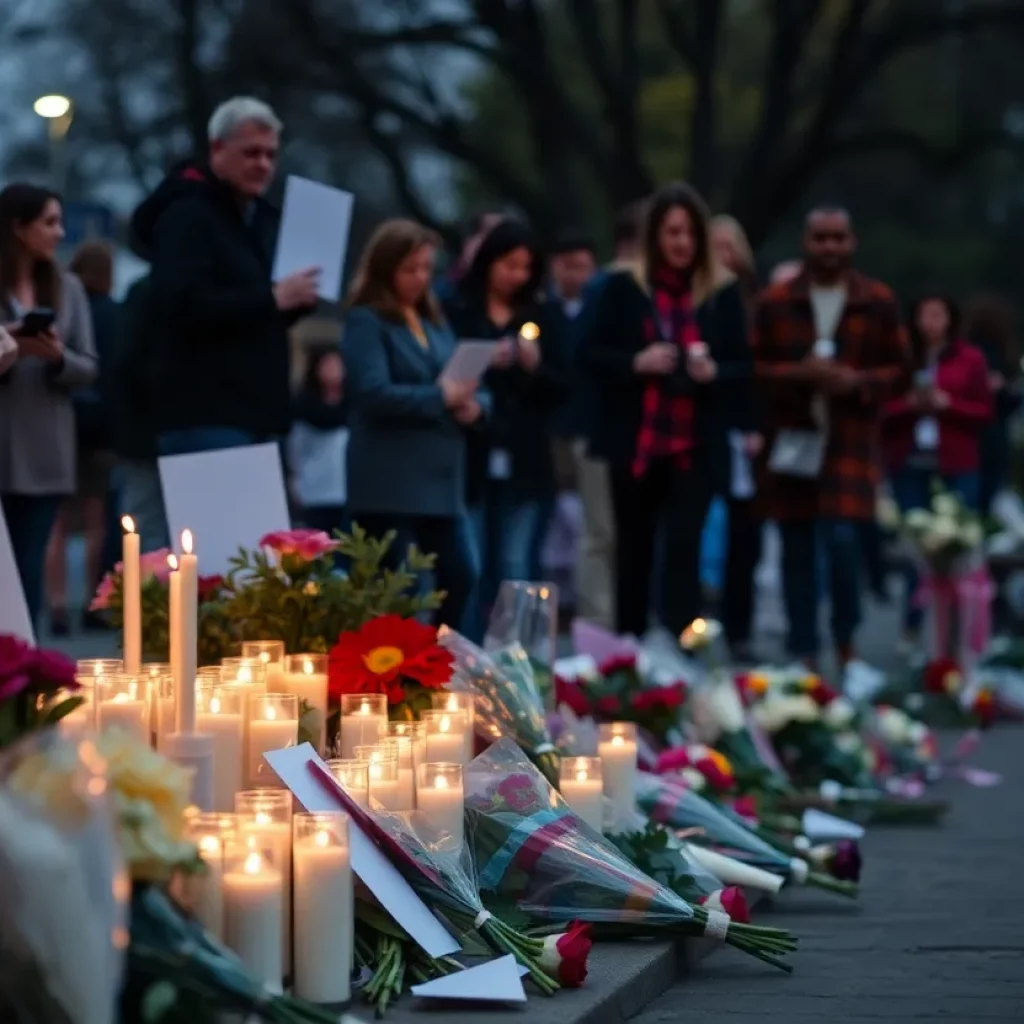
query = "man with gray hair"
xmin=130 ymin=96 xmax=319 ymax=457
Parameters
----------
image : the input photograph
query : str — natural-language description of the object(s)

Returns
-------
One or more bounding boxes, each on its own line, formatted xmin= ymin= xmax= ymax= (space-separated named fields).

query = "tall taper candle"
xmin=167 ymin=556 xmax=181 ymax=712
xmin=177 ymin=529 xmax=198 ymax=735
xmin=120 ymin=516 xmax=141 ymax=675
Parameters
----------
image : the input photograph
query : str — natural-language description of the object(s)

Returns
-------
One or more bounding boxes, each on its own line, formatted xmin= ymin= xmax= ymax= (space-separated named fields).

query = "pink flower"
xmin=538 ymin=920 xmax=592 ymax=987
xmin=90 ymin=546 xmax=172 ymax=611
xmin=29 ymin=648 xmax=77 ymax=692
xmin=90 ymin=572 xmax=117 ymax=611
xmin=497 ymin=774 xmax=537 ymax=813
xmin=260 ymin=529 xmax=338 ymax=561
xmin=655 ymin=748 xmax=692 ymax=774
xmin=0 ymin=635 xmax=77 ymax=699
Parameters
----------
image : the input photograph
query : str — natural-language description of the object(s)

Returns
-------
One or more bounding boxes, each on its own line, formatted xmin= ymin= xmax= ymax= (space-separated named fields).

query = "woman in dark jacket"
xmin=443 ymin=220 xmax=568 ymax=638
xmin=581 ymin=181 xmax=753 ymax=638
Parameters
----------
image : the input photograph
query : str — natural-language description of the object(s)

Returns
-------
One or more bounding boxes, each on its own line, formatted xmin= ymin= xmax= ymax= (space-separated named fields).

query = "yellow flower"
xmin=704 ymin=748 xmax=733 ymax=776
xmin=746 ymin=673 xmax=769 ymax=697
xmin=943 ymin=670 xmax=962 ymax=695
xmin=8 ymin=743 xmax=93 ymax=827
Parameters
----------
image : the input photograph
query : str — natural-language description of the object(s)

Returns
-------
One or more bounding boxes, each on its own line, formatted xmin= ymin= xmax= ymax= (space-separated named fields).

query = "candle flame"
xmin=167 ymin=554 xmax=178 ymax=571
xmin=303 ymin=658 xmax=313 ymax=675
xmin=237 ymin=666 xmax=252 ymax=684
xmin=370 ymin=762 xmax=382 ymax=781
xmin=259 ymin=651 xmax=270 ymax=664
xmin=446 ymin=694 xmax=458 ymax=712
xmin=255 ymin=811 xmax=272 ymax=826
xmin=199 ymin=835 xmax=221 ymax=855
xmin=314 ymin=829 xmax=330 ymax=848
xmin=611 ymin=734 xmax=624 ymax=747
xmin=121 ymin=515 xmax=135 ymax=534
xmin=433 ymin=774 xmax=449 ymax=791
xmin=691 ymin=618 xmax=707 ymax=635
xmin=210 ymin=696 xmax=221 ymax=714
xmin=575 ymin=769 xmax=588 ymax=784
xmin=265 ymin=705 xmax=277 ymax=721
xmin=440 ymin=715 xmax=451 ymax=733
xmin=111 ymin=693 xmax=131 ymax=704
xmin=539 ymin=586 xmax=550 ymax=600
xmin=519 ymin=321 xmax=540 ymax=341
xmin=181 ymin=529 xmax=193 ymax=555
xmin=243 ymin=852 xmax=263 ymax=874
xmin=359 ymin=700 xmax=370 ymax=715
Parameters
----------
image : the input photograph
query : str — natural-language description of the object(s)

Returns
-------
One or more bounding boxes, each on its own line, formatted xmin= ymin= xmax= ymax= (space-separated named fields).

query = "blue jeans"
xmin=158 ymin=427 xmax=261 ymax=457
xmin=2 ymin=493 xmax=62 ymax=630
xmin=780 ymin=518 xmax=862 ymax=660
xmin=890 ymin=467 xmax=980 ymax=632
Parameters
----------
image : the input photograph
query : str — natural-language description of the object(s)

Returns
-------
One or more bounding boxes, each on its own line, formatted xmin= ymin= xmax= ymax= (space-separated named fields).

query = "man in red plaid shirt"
xmin=754 ymin=207 xmax=910 ymax=668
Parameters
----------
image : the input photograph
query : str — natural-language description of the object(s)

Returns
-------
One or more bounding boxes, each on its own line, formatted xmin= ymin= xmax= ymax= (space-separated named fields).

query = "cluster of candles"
xmin=182 ymin=797 xmax=352 ymax=1004
xmin=557 ymin=723 xmax=639 ymax=833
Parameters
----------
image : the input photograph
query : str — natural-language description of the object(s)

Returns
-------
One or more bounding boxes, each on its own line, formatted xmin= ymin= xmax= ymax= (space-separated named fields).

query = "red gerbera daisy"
xmin=328 ymin=614 xmax=454 ymax=704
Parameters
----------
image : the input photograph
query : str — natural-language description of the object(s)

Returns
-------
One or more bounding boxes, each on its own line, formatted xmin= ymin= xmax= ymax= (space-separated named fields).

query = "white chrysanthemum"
xmin=932 ymin=493 xmax=960 ymax=518
xmin=905 ymin=509 xmax=933 ymax=532
xmin=876 ymin=706 xmax=911 ymax=746
xmin=822 ymin=696 xmax=857 ymax=730
xmin=680 ymin=767 xmax=706 ymax=792
xmin=752 ymin=694 xmax=820 ymax=733
xmin=932 ymin=516 xmax=959 ymax=542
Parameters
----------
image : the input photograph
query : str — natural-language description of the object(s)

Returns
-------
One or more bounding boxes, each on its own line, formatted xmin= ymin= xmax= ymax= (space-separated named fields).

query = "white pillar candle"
xmin=387 ymin=722 xmax=426 ymax=804
xmin=432 ymin=692 xmax=475 ymax=762
xmin=75 ymin=659 xmax=122 ymax=733
xmin=176 ymin=530 xmax=198 ymax=735
xmin=242 ymin=641 xmax=286 ymax=694
xmin=292 ymin=813 xmax=353 ymax=1004
xmin=167 ymin=556 xmax=182 ymax=719
xmin=186 ymin=814 xmax=236 ymax=941
xmin=559 ymin=756 xmax=604 ymax=832
xmin=422 ymin=710 xmax=467 ymax=765
xmin=219 ymin=658 xmax=268 ymax=776
xmin=120 ymin=516 xmax=141 ymax=676
xmin=284 ymin=654 xmax=328 ymax=755
xmin=98 ymin=677 xmax=149 ymax=741
xmin=416 ymin=763 xmax=464 ymax=852
xmin=195 ymin=688 xmax=245 ymax=812
xmin=248 ymin=694 xmax=298 ymax=786
xmin=338 ymin=694 xmax=387 ymax=758
xmin=148 ymin=674 xmax=174 ymax=752
xmin=598 ymin=722 xmax=638 ymax=831
xmin=223 ymin=850 xmax=283 ymax=991
xmin=327 ymin=759 xmax=370 ymax=809
xmin=355 ymin=745 xmax=402 ymax=811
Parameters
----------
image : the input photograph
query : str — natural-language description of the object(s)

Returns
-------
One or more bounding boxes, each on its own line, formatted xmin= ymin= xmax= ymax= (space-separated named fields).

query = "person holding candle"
xmin=580 ymin=182 xmax=753 ymax=637
xmin=343 ymin=219 xmax=486 ymax=630
xmin=443 ymin=220 xmax=569 ymax=641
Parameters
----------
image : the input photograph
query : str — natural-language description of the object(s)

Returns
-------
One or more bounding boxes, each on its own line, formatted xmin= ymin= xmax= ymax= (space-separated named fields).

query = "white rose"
xmin=680 ymin=767 xmax=706 ymax=792
xmin=905 ymin=509 xmax=933 ymax=532
xmin=932 ymin=516 xmax=959 ymax=542
xmin=876 ymin=707 xmax=910 ymax=745
xmin=822 ymin=696 xmax=856 ymax=730
xmin=907 ymin=721 xmax=929 ymax=746
xmin=932 ymin=493 xmax=960 ymax=518
xmin=789 ymin=694 xmax=821 ymax=722
xmin=696 ymin=681 xmax=747 ymax=735
xmin=834 ymin=730 xmax=862 ymax=754
xmin=753 ymin=694 xmax=819 ymax=732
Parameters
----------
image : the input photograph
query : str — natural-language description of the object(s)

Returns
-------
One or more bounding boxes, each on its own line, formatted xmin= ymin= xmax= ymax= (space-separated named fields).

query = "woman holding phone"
xmin=0 ymin=183 xmax=97 ymax=629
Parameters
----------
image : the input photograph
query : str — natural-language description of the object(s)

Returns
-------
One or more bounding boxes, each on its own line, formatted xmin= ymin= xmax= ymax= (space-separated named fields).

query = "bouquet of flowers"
xmin=483 ymin=581 xmax=559 ymax=708
xmin=653 ymin=743 xmax=737 ymax=797
xmin=861 ymin=705 xmax=940 ymax=782
xmin=441 ymin=630 xmax=560 ymax=787
xmin=871 ymin=657 xmax=998 ymax=728
xmin=0 ymin=636 xmax=82 ymax=749
xmin=466 ymin=740 xmax=798 ymax=971
xmin=900 ymin=491 xmax=984 ymax=575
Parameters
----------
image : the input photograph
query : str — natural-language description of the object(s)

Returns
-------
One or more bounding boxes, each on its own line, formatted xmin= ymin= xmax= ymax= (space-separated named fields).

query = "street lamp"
xmin=33 ymin=94 xmax=73 ymax=194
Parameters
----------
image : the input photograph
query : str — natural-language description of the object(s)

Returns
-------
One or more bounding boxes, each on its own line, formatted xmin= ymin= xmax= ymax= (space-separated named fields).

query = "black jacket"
xmin=580 ymin=269 xmax=754 ymax=492
xmin=107 ymin=275 xmax=159 ymax=459
xmin=442 ymin=297 xmax=569 ymax=504
xmin=130 ymin=162 xmax=305 ymax=439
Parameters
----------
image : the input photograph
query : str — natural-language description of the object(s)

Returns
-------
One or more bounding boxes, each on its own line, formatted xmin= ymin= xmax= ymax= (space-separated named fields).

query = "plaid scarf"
xmin=633 ymin=265 xmax=701 ymax=478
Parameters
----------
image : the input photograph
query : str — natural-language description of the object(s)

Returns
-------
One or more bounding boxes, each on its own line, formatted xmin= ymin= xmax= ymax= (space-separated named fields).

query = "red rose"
xmin=808 ymin=678 xmax=839 ymax=706
xmin=694 ymin=756 xmax=733 ymax=792
xmin=539 ymin=920 xmax=592 ymax=987
xmin=497 ymin=774 xmax=537 ymax=813
xmin=923 ymin=657 xmax=961 ymax=695
xmin=29 ymin=648 xmax=76 ymax=692
xmin=198 ymin=574 xmax=226 ymax=602
xmin=0 ymin=634 xmax=34 ymax=699
xmin=555 ymin=676 xmax=592 ymax=717
xmin=595 ymin=695 xmax=622 ymax=716
xmin=972 ymin=688 xmax=998 ymax=728
xmin=731 ymin=795 xmax=759 ymax=822
xmin=598 ymin=654 xmax=637 ymax=676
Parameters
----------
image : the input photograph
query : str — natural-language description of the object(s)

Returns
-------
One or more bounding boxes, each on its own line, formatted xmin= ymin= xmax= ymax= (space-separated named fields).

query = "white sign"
xmin=411 ymin=954 xmax=527 ymax=1003
xmin=0 ymin=504 xmax=33 ymax=642
xmin=265 ymin=743 xmax=461 ymax=960
xmin=272 ymin=175 xmax=354 ymax=303
xmin=158 ymin=443 xmax=290 ymax=574
xmin=438 ymin=340 xmax=498 ymax=385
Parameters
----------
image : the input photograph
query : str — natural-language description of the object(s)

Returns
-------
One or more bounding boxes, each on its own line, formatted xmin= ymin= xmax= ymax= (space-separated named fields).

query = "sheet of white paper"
xmin=438 ymin=340 xmax=497 ymax=385
xmin=0 ymin=504 xmax=33 ymax=642
xmin=159 ymin=443 xmax=290 ymax=574
xmin=410 ymin=955 xmax=527 ymax=1003
xmin=272 ymin=175 xmax=354 ymax=303
xmin=265 ymin=744 xmax=460 ymax=959
xmin=802 ymin=807 xmax=866 ymax=842
xmin=728 ymin=431 xmax=756 ymax=500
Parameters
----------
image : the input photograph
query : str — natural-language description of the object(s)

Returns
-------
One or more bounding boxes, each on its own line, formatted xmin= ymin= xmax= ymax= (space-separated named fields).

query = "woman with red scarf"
xmin=581 ymin=182 xmax=754 ymax=637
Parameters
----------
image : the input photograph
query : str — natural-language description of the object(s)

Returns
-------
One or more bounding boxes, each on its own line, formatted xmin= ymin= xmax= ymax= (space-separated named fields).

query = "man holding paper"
xmin=132 ymin=96 xmax=319 ymax=457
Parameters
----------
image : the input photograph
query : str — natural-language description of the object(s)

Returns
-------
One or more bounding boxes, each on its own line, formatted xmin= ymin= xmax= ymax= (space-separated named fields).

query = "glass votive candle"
xmin=559 ymin=756 xmax=604 ymax=832
xmin=283 ymin=654 xmax=328 ymax=754
xmin=248 ymin=694 xmax=298 ymax=785
xmin=338 ymin=694 xmax=387 ymax=758
xmin=355 ymin=744 xmax=402 ymax=811
xmin=421 ymin=709 xmax=468 ymax=765
xmin=597 ymin=722 xmax=637 ymax=829
xmin=327 ymin=758 xmax=370 ymax=809
xmin=431 ymin=692 xmax=475 ymax=761
xmin=241 ymin=641 xmax=286 ymax=692
xmin=142 ymin=662 xmax=171 ymax=679
xmin=147 ymin=673 xmax=174 ymax=751
xmin=184 ymin=813 xmax=236 ymax=940
xmin=76 ymin=658 xmax=123 ymax=684
xmin=196 ymin=665 xmax=222 ymax=686
xmin=416 ymin=763 xmax=464 ymax=852
xmin=292 ymin=812 xmax=353 ymax=1004
xmin=97 ymin=674 xmax=149 ymax=741
xmin=196 ymin=686 xmax=245 ymax=811
xmin=384 ymin=729 xmax=417 ymax=809
xmin=222 ymin=835 xmax=284 ymax=990
xmin=220 ymin=656 xmax=268 ymax=687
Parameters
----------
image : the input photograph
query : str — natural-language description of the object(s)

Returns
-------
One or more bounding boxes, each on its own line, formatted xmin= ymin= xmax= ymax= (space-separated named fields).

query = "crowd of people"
xmin=1 ymin=96 xmax=1019 ymax=668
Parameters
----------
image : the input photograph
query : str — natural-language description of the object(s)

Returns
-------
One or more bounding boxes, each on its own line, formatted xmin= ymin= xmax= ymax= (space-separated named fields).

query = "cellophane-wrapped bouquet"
xmin=465 ymin=739 xmax=798 ymax=971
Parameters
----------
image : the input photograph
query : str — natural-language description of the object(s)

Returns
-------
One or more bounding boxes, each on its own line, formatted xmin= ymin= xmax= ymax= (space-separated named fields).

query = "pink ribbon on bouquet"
xmin=913 ymin=574 xmax=958 ymax=661
xmin=955 ymin=566 xmax=995 ymax=662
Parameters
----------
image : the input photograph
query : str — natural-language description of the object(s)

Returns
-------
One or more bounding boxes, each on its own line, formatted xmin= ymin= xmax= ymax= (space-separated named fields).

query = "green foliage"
xmin=606 ymin=822 xmax=707 ymax=905
xmin=0 ymin=693 xmax=85 ymax=750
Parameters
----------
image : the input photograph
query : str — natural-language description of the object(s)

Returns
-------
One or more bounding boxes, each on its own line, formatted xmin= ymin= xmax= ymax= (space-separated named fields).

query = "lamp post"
xmin=33 ymin=94 xmax=73 ymax=194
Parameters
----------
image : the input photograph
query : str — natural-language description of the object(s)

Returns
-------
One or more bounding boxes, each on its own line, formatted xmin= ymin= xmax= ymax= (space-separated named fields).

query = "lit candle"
xmin=167 ymin=555 xmax=181 ymax=722
xmin=327 ymin=759 xmax=370 ymax=809
xmin=432 ymin=692 xmax=475 ymax=761
xmin=98 ymin=675 xmax=149 ymax=740
xmin=416 ymin=763 xmax=464 ymax=852
xmin=186 ymin=813 xmax=235 ymax=941
xmin=422 ymin=709 xmax=467 ymax=765
xmin=236 ymin=791 xmax=292 ymax=979
xmin=355 ymin=744 xmax=402 ymax=811
xmin=338 ymin=694 xmax=386 ymax=758
xmin=148 ymin=673 xmax=174 ymax=751
xmin=283 ymin=654 xmax=328 ymax=754
xmin=559 ymin=756 xmax=604 ymax=833
xmin=292 ymin=813 xmax=353 ymax=1004
xmin=242 ymin=641 xmax=286 ymax=693
xmin=195 ymin=687 xmax=244 ymax=811
xmin=121 ymin=516 xmax=141 ymax=675
xmin=598 ymin=723 xmax=637 ymax=831
xmin=247 ymin=694 xmax=298 ymax=786
xmin=387 ymin=722 xmax=426 ymax=803
xmin=176 ymin=530 xmax=198 ymax=735
xmin=222 ymin=847 xmax=283 ymax=991
xmin=220 ymin=658 xmax=267 ymax=774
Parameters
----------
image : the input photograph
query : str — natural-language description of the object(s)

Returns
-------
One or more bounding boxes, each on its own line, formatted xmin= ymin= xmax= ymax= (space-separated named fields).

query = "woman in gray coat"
xmin=342 ymin=218 xmax=486 ymax=628
xmin=0 ymin=184 xmax=97 ymax=627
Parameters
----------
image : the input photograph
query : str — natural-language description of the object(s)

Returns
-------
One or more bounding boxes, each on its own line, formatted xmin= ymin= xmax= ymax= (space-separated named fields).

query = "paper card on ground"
xmin=410 ymin=954 xmax=527 ymax=1003
xmin=159 ymin=443 xmax=289 ymax=574
xmin=272 ymin=175 xmax=354 ymax=303
xmin=438 ymin=340 xmax=497 ymax=385
xmin=264 ymin=743 xmax=460 ymax=959
xmin=572 ymin=618 xmax=639 ymax=663
xmin=0 ymin=504 xmax=33 ymax=642
xmin=801 ymin=807 xmax=866 ymax=842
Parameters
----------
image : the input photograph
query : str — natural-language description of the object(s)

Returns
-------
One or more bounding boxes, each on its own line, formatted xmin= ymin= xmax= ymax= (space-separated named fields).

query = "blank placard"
xmin=0 ymin=504 xmax=33 ymax=641
xmin=159 ymin=443 xmax=290 ymax=573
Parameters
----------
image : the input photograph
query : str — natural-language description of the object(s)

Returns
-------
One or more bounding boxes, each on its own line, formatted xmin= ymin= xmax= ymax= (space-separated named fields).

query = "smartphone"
xmin=17 ymin=308 xmax=56 ymax=337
